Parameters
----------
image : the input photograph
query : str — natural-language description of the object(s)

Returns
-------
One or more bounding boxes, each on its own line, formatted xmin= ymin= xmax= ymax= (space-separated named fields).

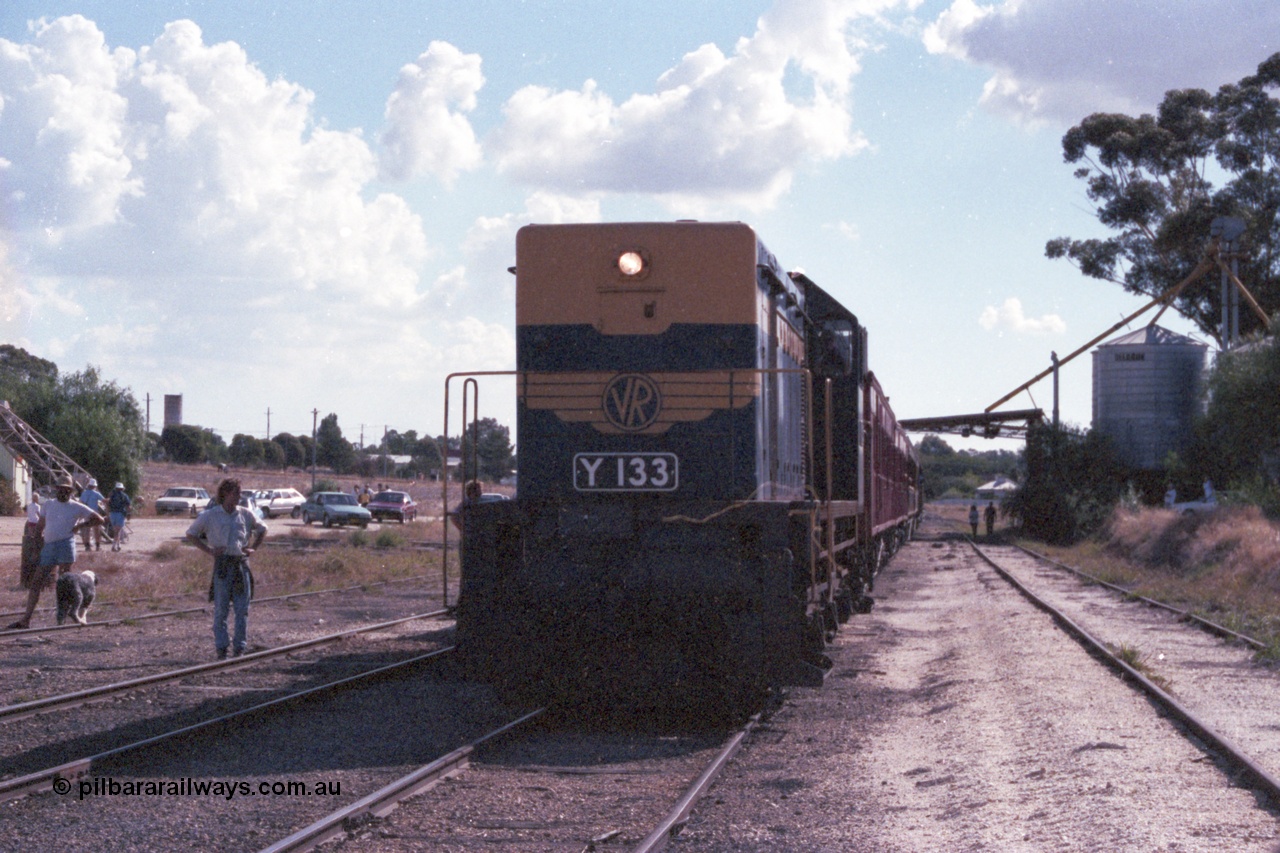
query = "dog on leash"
xmin=56 ymin=570 xmax=97 ymax=625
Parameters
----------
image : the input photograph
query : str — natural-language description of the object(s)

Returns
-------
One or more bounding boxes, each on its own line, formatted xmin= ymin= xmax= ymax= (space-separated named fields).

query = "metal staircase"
xmin=0 ymin=401 xmax=93 ymax=488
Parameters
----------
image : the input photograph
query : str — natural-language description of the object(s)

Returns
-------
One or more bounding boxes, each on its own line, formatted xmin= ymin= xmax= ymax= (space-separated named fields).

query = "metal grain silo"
xmin=1092 ymin=325 xmax=1207 ymax=470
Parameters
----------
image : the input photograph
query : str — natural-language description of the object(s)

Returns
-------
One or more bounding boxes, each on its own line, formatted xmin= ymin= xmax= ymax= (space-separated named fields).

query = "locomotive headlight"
xmin=617 ymin=250 xmax=646 ymax=277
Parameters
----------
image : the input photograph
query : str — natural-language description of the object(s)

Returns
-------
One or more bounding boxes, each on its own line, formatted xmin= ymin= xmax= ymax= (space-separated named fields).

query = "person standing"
xmin=107 ymin=482 xmax=132 ymax=551
xmin=20 ymin=493 xmax=43 ymax=596
xmin=984 ymin=501 xmax=997 ymax=537
xmin=78 ymin=479 xmax=106 ymax=551
xmin=968 ymin=503 xmax=979 ymax=538
xmin=186 ymin=478 xmax=267 ymax=659
xmin=7 ymin=474 xmax=104 ymax=630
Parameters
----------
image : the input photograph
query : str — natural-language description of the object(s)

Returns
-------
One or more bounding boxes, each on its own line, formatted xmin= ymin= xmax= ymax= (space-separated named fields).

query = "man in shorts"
xmin=6 ymin=474 xmax=105 ymax=630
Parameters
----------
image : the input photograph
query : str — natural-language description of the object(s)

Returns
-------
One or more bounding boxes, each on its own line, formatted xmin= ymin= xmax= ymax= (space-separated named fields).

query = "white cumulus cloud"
xmin=924 ymin=0 xmax=1280 ymax=125
xmin=488 ymin=0 xmax=912 ymax=208
xmin=979 ymin=297 xmax=1065 ymax=335
xmin=379 ymin=41 xmax=485 ymax=185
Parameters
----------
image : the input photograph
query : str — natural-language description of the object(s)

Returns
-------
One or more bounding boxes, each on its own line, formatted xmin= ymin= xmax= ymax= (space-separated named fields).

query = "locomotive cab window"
xmin=815 ymin=319 xmax=854 ymax=377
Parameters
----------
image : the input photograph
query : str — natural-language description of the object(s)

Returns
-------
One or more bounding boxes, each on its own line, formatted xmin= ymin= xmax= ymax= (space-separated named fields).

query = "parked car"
xmin=155 ymin=487 xmax=211 ymax=517
xmin=204 ymin=493 xmax=266 ymax=521
xmin=367 ymin=490 xmax=417 ymax=523
xmin=299 ymin=492 xmax=372 ymax=528
xmin=256 ymin=487 xmax=307 ymax=519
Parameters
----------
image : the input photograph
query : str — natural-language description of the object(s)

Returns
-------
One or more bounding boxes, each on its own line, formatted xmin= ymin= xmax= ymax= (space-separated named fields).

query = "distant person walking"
xmin=78 ymin=479 xmax=106 ymax=551
xmin=107 ymin=482 xmax=132 ymax=551
xmin=984 ymin=501 xmax=997 ymax=537
xmin=187 ymin=478 xmax=267 ymax=659
xmin=7 ymin=474 xmax=104 ymax=630
xmin=968 ymin=503 xmax=979 ymax=538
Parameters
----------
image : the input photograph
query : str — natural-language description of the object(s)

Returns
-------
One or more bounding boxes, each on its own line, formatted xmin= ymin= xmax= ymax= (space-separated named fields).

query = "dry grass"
xmin=1033 ymin=505 xmax=1280 ymax=653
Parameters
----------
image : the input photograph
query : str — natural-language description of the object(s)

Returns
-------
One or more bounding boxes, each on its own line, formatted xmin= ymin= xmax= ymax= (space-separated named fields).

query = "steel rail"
xmin=1 ymin=573 xmax=440 ymax=634
xmin=631 ymin=712 xmax=761 ymax=853
xmin=970 ymin=541 xmax=1280 ymax=809
xmin=1011 ymin=542 xmax=1266 ymax=651
xmin=0 ymin=647 xmax=456 ymax=803
xmin=0 ymin=608 xmax=450 ymax=724
xmin=259 ymin=708 xmax=547 ymax=853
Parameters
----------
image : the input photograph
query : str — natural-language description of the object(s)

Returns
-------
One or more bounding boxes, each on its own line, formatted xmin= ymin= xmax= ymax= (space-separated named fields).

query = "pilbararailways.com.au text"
xmin=56 ymin=776 xmax=342 ymax=801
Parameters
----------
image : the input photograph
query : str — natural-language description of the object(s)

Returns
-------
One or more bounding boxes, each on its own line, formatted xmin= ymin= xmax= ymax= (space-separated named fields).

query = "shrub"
xmin=374 ymin=529 xmax=405 ymax=549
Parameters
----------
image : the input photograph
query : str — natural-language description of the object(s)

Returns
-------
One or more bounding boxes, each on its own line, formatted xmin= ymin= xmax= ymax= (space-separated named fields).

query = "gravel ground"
xmin=672 ymin=525 xmax=1280 ymax=851
xmin=6 ymin=510 xmax=1280 ymax=851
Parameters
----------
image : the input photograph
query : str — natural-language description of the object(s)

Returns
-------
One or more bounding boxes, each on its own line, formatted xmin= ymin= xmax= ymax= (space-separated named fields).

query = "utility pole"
xmin=1051 ymin=351 xmax=1060 ymax=429
xmin=266 ymin=407 xmax=271 ymax=441
xmin=145 ymin=393 xmax=151 ymax=435
xmin=310 ymin=408 xmax=319 ymax=494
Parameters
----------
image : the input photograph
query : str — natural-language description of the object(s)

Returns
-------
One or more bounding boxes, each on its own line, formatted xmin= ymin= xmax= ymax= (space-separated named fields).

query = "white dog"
xmin=55 ymin=570 xmax=97 ymax=625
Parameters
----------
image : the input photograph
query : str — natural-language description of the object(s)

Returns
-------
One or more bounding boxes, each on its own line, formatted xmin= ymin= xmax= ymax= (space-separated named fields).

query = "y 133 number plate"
xmin=573 ymin=453 xmax=678 ymax=492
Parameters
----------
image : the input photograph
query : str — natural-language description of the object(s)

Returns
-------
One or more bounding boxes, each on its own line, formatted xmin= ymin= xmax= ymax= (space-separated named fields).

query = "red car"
xmin=367 ymin=490 xmax=417 ymax=523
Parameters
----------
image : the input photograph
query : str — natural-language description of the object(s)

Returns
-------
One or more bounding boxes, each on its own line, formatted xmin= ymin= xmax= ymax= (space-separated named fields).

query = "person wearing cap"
xmin=186 ymin=478 xmax=267 ymax=659
xmin=6 ymin=474 xmax=105 ymax=630
xmin=78 ymin=479 xmax=106 ymax=551
xmin=107 ymin=482 xmax=132 ymax=552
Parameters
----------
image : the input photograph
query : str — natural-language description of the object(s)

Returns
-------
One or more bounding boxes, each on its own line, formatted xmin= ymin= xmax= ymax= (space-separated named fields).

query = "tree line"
xmin=0 ymin=344 xmax=517 ymax=511
xmin=160 ymin=414 xmax=516 ymax=483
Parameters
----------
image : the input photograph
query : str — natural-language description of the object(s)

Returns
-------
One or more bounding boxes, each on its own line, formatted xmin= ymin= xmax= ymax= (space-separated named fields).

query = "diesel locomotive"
xmin=454 ymin=221 xmax=920 ymax=712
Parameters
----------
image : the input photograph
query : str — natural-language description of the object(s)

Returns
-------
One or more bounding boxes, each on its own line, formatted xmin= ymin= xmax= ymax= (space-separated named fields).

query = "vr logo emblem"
xmin=602 ymin=373 xmax=662 ymax=431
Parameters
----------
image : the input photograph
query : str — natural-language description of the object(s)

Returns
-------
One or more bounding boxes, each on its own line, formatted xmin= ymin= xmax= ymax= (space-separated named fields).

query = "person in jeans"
xmin=187 ymin=478 xmax=267 ymax=659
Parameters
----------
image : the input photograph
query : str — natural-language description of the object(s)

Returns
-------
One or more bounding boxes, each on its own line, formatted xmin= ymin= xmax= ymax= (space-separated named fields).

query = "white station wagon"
xmin=257 ymin=487 xmax=307 ymax=519
xmin=154 ymin=486 xmax=211 ymax=517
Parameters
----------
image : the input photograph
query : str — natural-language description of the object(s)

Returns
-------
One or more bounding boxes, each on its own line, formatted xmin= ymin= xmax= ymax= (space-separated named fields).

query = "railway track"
xmin=0 ymin=609 xmax=450 ymax=725
xmin=969 ymin=539 xmax=1280 ymax=808
xmin=0 ymin=647 xmax=457 ymax=802
xmin=0 ymin=573 xmax=443 ymax=638
xmin=259 ymin=709 xmax=761 ymax=852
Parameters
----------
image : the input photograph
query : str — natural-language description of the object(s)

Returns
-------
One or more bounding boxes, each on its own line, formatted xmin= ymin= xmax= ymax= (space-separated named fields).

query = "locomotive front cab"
xmin=457 ymin=222 xmax=830 ymax=715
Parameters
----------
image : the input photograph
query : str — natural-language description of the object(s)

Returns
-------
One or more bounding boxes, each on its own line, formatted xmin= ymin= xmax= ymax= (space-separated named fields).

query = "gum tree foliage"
xmin=458 ymin=417 xmax=515 ymax=482
xmin=261 ymin=439 xmax=286 ymax=470
xmin=915 ymin=434 xmax=1020 ymax=501
xmin=1047 ymin=53 xmax=1280 ymax=345
xmin=316 ymin=413 xmax=356 ymax=474
xmin=1004 ymin=424 xmax=1129 ymax=545
xmin=271 ymin=432 xmax=307 ymax=469
xmin=228 ymin=434 xmax=265 ymax=468
xmin=160 ymin=424 xmax=226 ymax=465
xmin=0 ymin=347 xmax=146 ymax=495
xmin=1197 ymin=318 xmax=1280 ymax=508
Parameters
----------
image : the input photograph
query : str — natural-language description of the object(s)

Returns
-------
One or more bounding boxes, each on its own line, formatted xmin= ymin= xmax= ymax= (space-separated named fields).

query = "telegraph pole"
xmin=310 ymin=409 xmax=319 ymax=494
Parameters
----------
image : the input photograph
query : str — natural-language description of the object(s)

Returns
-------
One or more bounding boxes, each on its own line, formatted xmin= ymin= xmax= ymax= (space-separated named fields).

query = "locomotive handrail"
xmin=443 ymin=366 xmax=827 ymax=604
xmin=443 ymin=370 xmax=519 ymax=608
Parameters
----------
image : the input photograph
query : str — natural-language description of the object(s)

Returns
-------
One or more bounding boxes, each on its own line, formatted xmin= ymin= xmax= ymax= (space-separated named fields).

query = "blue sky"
xmin=2 ymin=1 xmax=1277 ymax=452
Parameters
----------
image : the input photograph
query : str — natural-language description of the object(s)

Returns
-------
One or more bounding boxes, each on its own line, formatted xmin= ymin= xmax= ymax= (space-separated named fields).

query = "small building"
xmin=0 ymin=439 xmax=34 ymax=507
xmin=975 ymin=476 xmax=1017 ymax=501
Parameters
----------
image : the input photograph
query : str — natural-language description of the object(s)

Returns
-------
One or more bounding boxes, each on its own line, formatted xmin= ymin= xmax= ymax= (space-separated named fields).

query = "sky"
xmin=1 ymin=0 xmax=1278 ymax=454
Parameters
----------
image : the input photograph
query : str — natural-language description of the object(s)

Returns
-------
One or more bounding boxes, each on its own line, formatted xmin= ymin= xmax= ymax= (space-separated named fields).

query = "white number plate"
xmin=574 ymin=453 xmax=679 ymax=492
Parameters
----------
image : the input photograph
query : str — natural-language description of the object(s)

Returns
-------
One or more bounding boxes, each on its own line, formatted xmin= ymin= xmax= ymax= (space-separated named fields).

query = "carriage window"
xmin=816 ymin=320 xmax=853 ymax=377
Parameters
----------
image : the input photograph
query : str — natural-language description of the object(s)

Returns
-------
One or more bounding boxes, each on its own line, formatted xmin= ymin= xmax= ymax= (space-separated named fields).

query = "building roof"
xmin=1100 ymin=324 xmax=1205 ymax=348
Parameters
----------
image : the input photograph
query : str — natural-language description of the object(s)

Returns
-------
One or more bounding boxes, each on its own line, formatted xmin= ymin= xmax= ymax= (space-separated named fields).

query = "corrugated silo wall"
xmin=1092 ymin=343 xmax=1205 ymax=470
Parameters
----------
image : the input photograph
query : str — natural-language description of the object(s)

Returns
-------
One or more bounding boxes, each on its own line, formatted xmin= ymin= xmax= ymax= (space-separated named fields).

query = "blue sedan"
xmin=299 ymin=492 xmax=372 ymax=528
